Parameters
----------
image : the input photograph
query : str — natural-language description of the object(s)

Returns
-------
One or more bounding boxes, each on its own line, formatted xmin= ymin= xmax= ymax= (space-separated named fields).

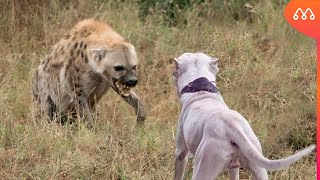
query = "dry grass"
xmin=0 ymin=0 xmax=316 ymax=179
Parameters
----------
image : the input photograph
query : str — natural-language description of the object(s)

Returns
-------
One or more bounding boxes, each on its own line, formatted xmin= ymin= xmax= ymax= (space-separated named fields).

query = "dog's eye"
xmin=114 ymin=66 xmax=125 ymax=71
xmin=132 ymin=65 xmax=137 ymax=70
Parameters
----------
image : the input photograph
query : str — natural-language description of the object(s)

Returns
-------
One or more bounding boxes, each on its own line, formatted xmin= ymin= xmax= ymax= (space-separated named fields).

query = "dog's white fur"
xmin=173 ymin=53 xmax=315 ymax=180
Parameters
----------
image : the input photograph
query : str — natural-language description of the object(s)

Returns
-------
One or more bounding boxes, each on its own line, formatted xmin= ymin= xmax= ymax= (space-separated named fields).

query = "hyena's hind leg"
xmin=46 ymin=95 xmax=58 ymax=120
xmin=42 ymin=95 xmax=72 ymax=125
xmin=31 ymin=70 xmax=56 ymax=123
xmin=32 ymin=92 xmax=58 ymax=124
xmin=31 ymin=71 xmax=42 ymax=123
xmin=31 ymin=93 xmax=42 ymax=124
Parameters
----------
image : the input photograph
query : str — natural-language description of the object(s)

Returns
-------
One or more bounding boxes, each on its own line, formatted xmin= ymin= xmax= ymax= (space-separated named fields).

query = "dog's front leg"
xmin=120 ymin=91 xmax=147 ymax=126
xmin=229 ymin=168 xmax=239 ymax=180
xmin=174 ymin=130 xmax=188 ymax=180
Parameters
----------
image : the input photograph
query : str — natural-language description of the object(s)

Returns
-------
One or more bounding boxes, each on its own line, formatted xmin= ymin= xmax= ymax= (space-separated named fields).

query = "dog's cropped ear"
xmin=173 ymin=58 xmax=181 ymax=69
xmin=91 ymin=48 xmax=109 ymax=61
xmin=172 ymin=58 xmax=180 ymax=77
xmin=210 ymin=58 xmax=219 ymax=67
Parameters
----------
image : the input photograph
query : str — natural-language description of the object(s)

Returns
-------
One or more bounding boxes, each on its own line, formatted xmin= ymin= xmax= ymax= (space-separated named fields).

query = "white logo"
xmin=293 ymin=8 xmax=315 ymax=20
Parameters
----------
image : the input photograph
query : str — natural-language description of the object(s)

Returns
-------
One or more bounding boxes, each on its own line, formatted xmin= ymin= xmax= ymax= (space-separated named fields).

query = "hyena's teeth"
xmin=115 ymin=82 xmax=121 ymax=89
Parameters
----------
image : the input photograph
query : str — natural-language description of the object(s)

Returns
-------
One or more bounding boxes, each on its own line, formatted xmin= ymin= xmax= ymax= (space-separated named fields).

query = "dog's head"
xmin=90 ymin=42 xmax=138 ymax=97
xmin=173 ymin=53 xmax=219 ymax=96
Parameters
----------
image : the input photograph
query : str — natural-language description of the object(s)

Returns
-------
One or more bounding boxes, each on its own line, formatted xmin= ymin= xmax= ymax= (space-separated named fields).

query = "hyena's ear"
xmin=91 ymin=48 xmax=109 ymax=61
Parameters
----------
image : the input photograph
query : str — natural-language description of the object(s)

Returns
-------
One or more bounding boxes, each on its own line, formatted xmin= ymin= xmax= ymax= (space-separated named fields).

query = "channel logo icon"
xmin=293 ymin=8 xmax=315 ymax=21
xmin=284 ymin=0 xmax=320 ymax=39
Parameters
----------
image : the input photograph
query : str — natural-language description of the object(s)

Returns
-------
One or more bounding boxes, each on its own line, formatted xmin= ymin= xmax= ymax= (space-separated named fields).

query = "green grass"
xmin=0 ymin=0 xmax=316 ymax=179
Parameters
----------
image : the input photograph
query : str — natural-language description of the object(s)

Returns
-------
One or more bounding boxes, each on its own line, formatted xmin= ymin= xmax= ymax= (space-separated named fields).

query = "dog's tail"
xmin=226 ymin=119 xmax=315 ymax=170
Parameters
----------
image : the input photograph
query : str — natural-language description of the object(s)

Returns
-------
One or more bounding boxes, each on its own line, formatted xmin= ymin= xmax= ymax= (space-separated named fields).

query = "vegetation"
xmin=0 ymin=0 xmax=315 ymax=179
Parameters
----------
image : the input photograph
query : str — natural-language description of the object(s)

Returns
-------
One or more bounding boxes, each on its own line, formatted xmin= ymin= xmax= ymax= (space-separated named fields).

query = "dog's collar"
xmin=181 ymin=77 xmax=218 ymax=95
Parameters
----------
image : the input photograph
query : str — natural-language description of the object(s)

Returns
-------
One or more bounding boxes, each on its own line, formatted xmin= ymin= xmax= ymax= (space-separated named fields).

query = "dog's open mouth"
xmin=114 ymin=80 xmax=131 ymax=97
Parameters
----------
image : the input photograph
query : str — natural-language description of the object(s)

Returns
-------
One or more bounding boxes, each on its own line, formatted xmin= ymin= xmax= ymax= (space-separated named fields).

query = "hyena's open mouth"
xmin=113 ymin=79 xmax=132 ymax=97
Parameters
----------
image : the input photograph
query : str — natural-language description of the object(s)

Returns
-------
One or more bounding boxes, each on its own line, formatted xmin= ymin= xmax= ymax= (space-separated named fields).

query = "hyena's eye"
xmin=114 ymin=65 xmax=125 ymax=71
xmin=132 ymin=65 xmax=137 ymax=70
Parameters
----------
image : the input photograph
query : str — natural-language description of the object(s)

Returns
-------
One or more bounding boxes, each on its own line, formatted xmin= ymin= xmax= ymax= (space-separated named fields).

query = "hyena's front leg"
xmin=121 ymin=91 xmax=147 ymax=126
xmin=78 ymin=96 xmax=94 ymax=128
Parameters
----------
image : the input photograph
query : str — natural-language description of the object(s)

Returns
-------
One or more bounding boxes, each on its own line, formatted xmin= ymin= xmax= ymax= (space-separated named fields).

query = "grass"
xmin=0 ymin=0 xmax=316 ymax=179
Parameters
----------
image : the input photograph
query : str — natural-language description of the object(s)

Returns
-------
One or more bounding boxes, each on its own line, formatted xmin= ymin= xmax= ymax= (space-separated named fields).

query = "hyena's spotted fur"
xmin=32 ymin=19 xmax=147 ymax=127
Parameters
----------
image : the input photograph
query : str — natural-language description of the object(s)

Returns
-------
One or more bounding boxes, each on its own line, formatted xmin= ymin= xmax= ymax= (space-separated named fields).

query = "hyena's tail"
xmin=225 ymin=119 xmax=315 ymax=171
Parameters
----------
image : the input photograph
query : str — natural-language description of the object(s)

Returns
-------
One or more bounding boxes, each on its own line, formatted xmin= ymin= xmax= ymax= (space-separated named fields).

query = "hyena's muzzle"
xmin=112 ymin=70 xmax=138 ymax=97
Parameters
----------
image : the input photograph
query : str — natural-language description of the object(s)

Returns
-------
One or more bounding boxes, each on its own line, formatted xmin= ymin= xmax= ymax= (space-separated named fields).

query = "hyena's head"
xmin=90 ymin=42 xmax=138 ymax=97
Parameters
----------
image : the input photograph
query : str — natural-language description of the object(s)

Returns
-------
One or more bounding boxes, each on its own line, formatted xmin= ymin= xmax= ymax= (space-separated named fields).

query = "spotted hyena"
xmin=32 ymin=19 xmax=147 ymax=127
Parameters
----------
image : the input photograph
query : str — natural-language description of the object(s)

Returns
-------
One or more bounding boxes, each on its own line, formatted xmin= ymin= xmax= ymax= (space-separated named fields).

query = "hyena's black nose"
xmin=127 ymin=78 xmax=138 ymax=87
xmin=122 ymin=75 xmax=138 ymax=87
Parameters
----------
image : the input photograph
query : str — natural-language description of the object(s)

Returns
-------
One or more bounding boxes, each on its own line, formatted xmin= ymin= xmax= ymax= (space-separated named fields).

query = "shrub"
xmin=136 ymin=0 xmax=257 ymax=26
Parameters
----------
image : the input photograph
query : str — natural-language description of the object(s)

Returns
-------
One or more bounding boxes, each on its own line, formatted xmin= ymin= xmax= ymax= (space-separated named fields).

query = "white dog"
xmin=173 ymin=53 xmax=315 ymax=180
